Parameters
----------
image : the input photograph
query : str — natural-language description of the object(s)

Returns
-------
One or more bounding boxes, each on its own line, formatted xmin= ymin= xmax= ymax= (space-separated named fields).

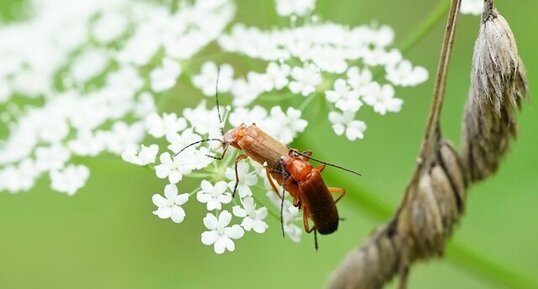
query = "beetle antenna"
xmin=291 ymin=149 xmax=362 ymax=176
xmin=215 ymin=68 xmax=224 ymax=136
xmin=174 ymin=138 xmax=225 ymax=157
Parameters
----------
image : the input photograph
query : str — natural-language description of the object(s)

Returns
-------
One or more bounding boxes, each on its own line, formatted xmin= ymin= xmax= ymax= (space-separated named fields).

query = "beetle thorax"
xmin=284 ymin=157 xmax=312 ymax=182
xmin=223 ymin=124 xmax=248 ymax=148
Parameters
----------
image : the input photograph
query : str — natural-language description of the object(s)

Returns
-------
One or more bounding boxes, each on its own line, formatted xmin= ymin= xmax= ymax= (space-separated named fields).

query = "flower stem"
xmin=419 ymin=0 xmax=460 ymax=161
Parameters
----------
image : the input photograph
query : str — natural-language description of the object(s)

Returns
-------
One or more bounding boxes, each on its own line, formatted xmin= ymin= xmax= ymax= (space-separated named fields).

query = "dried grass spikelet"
xmin=462 ymin=0 xmax=529 ymax=182
xmin=327 ymin=141 xmax=467 ymax=289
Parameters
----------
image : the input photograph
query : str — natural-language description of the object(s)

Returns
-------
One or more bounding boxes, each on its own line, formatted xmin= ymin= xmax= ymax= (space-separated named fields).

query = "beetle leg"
xmin=278 ymin=158 xmax=290 ymax=238
xmin=314 ymin=228 xmax=318 ymax=251
xmin=328 ymin=187 xmax=346 ymax=203
xmin=205 ymin=144 xmax=230 ymax=160
xmin=232 ymin=154 xmax=248 ymax=198
xmin=315 ymin=164 xmax=327 ymax=172
xmin=302 ymin=208 xmax=312 ymax=233
xmin=302 ymin=208 xmax=319 ymax=251
xmin=265 ymin=170 xmax=282 ymax=200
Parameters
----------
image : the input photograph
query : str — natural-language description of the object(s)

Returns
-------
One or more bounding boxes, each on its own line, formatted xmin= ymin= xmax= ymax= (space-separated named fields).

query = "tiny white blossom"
xmin=182 ymin=102 xmax=221 ymax=135
xmin=35 ymin=144 xmax=71 ymax=172
xmin=118 ymin=30 xmax=161 ymax=66
xmin=166 ymin=128 xmax=202 ymax=154
xmin=325 ymin=79 xmax=362 ymax=112
xmin=193 ymin=62 xmax=234 ymax=96
xmin=328 ymin=111 xmax=367 ymax=141
xmin=68 ymin=130 xmax=106 ymax=157
xmin=232 ymin=197 xmax=268 ymax=233
xmin=201 ymin=210 xmax=245 ymax=254
xmin=152 ymin=184 xmax=189 ymax=223
xmin=0 ymin=79 xmax=11 ymax=103
xmin=50 ymin=165 xmax=90 ymax=196
xmin=265 ymin=107 xmax=307 ymax=144
xmin=311 ymin=47 xmax=348 ymax=73
xmin=225 ymin=162 xmax=258 ymax=198
xmin=92 ymin=11 xmax=128 ymax=44
xmin=155 ymin=152 xmax=193 ymax=184
xmin=106 ymin=65 xmax=144 ymax=93
xmin=370 ymin=25 xmax=395 ymax=48
xmin=122 ymin=144 xmax=159 ymax=166
xmin=145 ymin=113 xmax=187 ymax=138
xmin=385 ymin=60 xmax=428 ymax=87
xmin=274 ymin=0 xmax=315 ymax=16
xmin=196 ymin=180 xmax=232 ymax=210
xmin=363 ymin=47 xmax=402 ymax=67
xmin=265 ymin=62 xmax=290 ymax=90
xmin=228 ymin=106 xmax=268 ymax=128
xmin=230 ymin=78 xmax=264 ymax=107
xmin=363 ymin=83 xmax=403 ymax=115
xmin=246 ymin=71 xmax=273 ymax=92
xmin=289 ymin=63 xmax=322 ymax=96
xmin=102 ymin=122 xmax=145 ymax=154
xmin=347 ymin=66 xmax=372 ymax=91
xmin=70 ymin=49 xmax=109 ymax=83
xmin=0 ymin=160 xmax=39 ymax=193
xmin=282 ymin=202 xmax=302 ymax=242
xmin=150 ymin=58 xmax=182 ymax=92
xmin=460 ymin=0 xmax=483 ymax=15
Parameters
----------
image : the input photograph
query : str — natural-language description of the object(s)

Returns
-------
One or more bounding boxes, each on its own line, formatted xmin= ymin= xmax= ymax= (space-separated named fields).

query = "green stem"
xmin=299 ymin=93 xmax=318 ymax=111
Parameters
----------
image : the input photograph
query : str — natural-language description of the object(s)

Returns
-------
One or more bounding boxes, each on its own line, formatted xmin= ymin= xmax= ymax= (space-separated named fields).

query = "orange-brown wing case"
xmin=299 ymin=169 xmax=339 ymax=235
xmin=237 ymin=125 xmax=289 ymax=170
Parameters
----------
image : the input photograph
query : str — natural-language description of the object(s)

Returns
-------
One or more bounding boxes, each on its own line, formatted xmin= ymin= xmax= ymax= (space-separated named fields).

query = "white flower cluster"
xmin=216 ymin=17 xmax=428 ymax=141
xmin=1 ymin=0 xmax=431 ymax=255
xmin=138 ymin=103 xmax=307 ymax=254
xmin=0 ymin=0 xmax=234 ymax=194
xmin=460 ymin=0 xmax=483 ymax=16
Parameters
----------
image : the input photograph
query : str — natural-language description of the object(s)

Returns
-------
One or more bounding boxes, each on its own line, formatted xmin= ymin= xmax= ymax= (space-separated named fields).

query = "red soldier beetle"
xmin=267 ymin=149 xmax=355 ymax=250
xmin=176 ymin=71 xmax=361 ymax=249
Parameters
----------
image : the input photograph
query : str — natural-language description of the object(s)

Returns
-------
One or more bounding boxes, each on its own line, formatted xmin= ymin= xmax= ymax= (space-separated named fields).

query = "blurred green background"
xmin=1 ymin=0 xmax=537 ymax=288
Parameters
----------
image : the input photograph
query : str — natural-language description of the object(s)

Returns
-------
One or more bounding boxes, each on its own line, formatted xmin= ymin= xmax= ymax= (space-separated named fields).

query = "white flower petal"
xmin=154 ymin=206 xmax=172 ymax=219
xmin=203 ymin=213 xmax=218 ymax=230
xmin=152 ymin=194 xmax=168 ymax=207
xmin=224 ymin=224 xmax=244 ymax=239
xmin=164 ymin=184 xmax=178 ymax=199
xmin=170 ymin=206 xmax=186 ymax=223
xmin=201 ymin=230 xmax=219 ymax=245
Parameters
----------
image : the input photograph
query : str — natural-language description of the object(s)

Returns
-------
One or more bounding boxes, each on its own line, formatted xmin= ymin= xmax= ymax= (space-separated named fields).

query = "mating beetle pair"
xmin=177 ymin=77 xmax=360 ymax=250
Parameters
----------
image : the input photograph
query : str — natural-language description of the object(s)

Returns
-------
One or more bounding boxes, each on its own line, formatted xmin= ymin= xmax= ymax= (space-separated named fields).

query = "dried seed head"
xmin=472 ymin=1 xmax=524 ymax=112
xmin=439 ymin=141 xmax=467 ymax=211
xmin=326 ymin=226 xmax=403 ymax=289
xmin=407 ymin=172 xmax=446 ymax=257
xmin=463 ymin=1 xmax=529 ymax=182
xmin=328 ymin=141 xmax=467 ymax=289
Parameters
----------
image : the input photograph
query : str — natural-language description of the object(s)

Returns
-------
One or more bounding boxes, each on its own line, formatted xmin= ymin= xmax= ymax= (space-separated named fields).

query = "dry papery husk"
xmin=327 ymin=141 xmax=467 ymax=289
xmin=327 ymin=1 xmax=528 ymax=288
xmin=463 ymin=1 xmax=529 ymax=182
